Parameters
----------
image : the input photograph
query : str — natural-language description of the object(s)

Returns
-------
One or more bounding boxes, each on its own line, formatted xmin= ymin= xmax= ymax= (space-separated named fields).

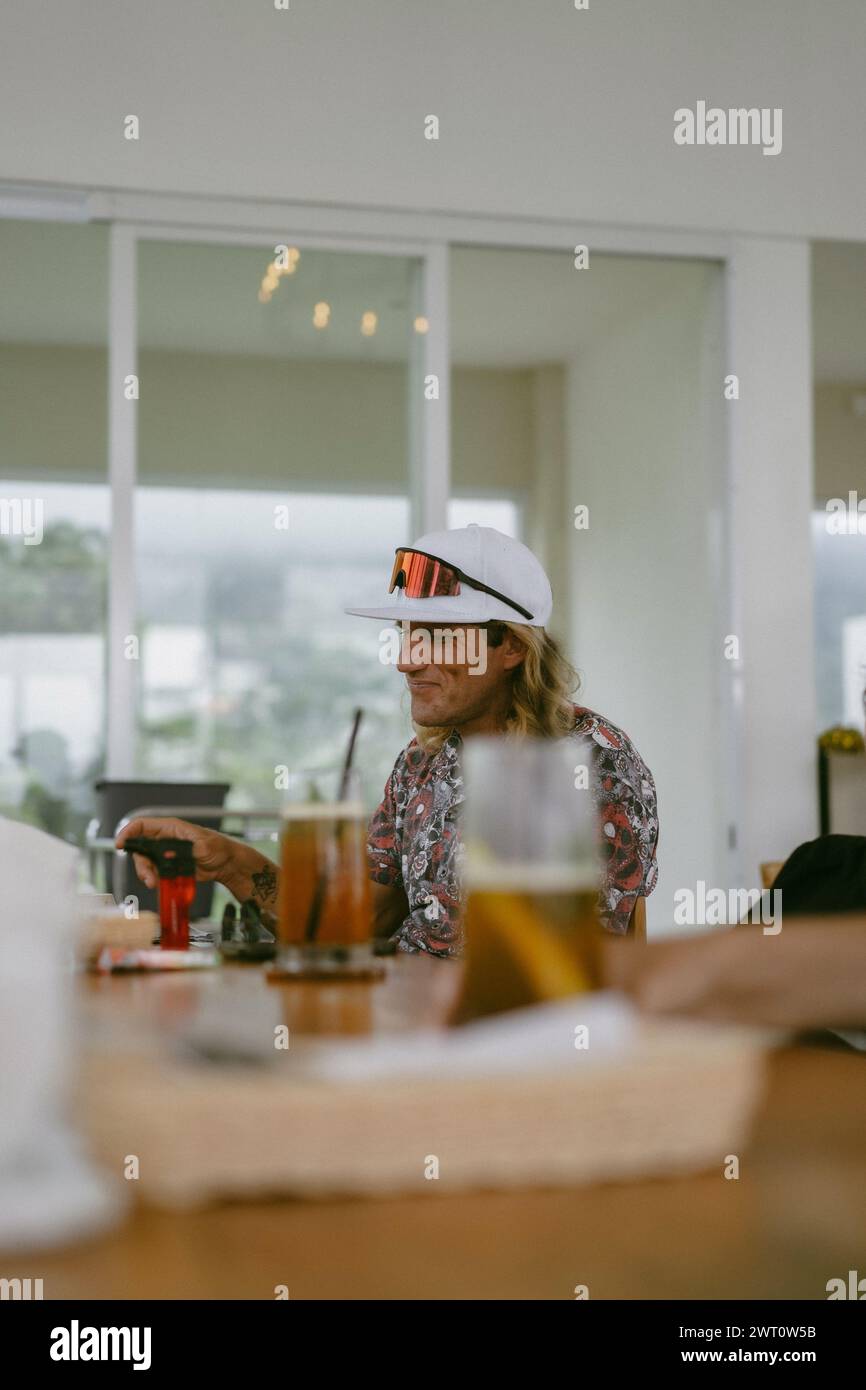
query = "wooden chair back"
xmin=631 ymin=896 xmax=647 ymax=942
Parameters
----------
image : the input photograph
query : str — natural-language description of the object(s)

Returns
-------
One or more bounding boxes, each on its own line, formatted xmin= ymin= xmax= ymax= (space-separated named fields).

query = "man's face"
xmin=395 ymin=621 xmax=526 ymax=729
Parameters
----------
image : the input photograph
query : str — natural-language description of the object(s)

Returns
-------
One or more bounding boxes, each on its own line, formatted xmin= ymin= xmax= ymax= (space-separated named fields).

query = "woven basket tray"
xmin=79 ymin=999 xmax=770 ymax=1207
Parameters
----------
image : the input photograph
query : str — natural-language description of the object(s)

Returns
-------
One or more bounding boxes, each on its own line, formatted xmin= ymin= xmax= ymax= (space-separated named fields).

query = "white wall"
xmin=1 ymin=1 xmax=865 ymax=242
xmin=566 ymin=262 xmax=728 ymax=933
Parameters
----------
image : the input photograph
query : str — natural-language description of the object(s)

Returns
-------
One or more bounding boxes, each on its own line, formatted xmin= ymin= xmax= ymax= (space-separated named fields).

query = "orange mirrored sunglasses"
xmin=388 ymin=547 xmax=533 ymax=621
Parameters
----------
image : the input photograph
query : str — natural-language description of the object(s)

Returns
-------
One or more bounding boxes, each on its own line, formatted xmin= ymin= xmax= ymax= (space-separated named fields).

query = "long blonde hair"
xmin=413 ymin=622 xmax=580 ymax=753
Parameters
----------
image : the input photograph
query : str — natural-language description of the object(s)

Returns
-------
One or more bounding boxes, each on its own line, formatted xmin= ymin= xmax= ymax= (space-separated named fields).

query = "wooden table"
xmin=12 ymin=955 xmax=866 ymax=1300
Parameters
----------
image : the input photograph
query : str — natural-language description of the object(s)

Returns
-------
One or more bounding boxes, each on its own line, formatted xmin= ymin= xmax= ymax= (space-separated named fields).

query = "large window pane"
xmin=135 ymin=487 xmax=410 ymax=801
xmin=812 ymin=511 xmax=866 ymax=729
xmin=0 ymin=221 xmax=108 ymax=841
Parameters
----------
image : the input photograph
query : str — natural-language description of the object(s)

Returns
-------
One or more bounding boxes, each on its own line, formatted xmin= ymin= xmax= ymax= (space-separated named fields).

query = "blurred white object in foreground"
xmin=0 ymin=817 xmax=126 ymax=1250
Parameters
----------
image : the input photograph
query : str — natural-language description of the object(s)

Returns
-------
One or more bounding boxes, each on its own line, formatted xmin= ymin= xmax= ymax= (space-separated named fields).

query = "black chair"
xmin=770 ymin=834 xmax=866 ymax=915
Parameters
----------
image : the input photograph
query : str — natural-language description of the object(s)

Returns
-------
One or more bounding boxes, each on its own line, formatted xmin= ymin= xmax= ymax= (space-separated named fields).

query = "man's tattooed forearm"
xmin=250 ymin=863 xmax=278 ymax=908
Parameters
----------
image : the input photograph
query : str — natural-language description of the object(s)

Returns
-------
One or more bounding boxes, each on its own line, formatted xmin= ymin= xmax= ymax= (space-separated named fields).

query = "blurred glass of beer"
xmin=273 ymin=771 xmax=378 ymax=979
xmin=454 ymin=736 xmax=601 ymax=1022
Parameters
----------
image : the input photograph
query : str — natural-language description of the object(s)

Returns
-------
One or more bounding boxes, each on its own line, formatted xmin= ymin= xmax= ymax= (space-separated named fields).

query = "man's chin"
xmin=409 ymin=695 xmax=447 ymax=727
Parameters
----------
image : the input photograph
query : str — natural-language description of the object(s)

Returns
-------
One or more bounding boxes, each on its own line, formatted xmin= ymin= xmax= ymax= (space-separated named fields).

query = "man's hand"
xmin=116 ymin=817 xmax=275 ymax=910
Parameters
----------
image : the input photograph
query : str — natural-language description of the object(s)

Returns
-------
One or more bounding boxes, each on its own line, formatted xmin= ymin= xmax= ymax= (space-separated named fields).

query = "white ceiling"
xmin=0 ymin=219 xmax=864 ymax=378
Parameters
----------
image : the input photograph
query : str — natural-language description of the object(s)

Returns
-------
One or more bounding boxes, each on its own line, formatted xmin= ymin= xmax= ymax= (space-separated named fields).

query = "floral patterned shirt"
xmin=367 ymin=706 xmax=659 ymax=957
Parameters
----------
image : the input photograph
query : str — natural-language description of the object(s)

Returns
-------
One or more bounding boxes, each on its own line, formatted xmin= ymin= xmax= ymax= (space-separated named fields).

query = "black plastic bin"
xmin=93 ymin=780 xmax=231 ymax=921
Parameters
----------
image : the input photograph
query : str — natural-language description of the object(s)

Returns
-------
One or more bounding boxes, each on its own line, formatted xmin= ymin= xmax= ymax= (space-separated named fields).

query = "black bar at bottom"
xmin=3 ymin=1297 xmax=862 ymax=1372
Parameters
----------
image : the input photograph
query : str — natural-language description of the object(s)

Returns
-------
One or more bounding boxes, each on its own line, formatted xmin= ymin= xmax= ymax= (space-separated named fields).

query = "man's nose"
xmin=396 ymin=632 xmax=428 ymax=673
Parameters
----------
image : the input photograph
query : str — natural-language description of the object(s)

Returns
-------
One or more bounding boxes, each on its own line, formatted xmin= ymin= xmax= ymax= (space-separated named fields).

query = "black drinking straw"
xmin=304 ymin=707 xmax=364 ymax=942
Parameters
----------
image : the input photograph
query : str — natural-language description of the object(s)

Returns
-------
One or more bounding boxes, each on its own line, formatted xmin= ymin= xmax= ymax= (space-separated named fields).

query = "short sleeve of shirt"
xmin=367 ymin=763 xmax=403 ymax=888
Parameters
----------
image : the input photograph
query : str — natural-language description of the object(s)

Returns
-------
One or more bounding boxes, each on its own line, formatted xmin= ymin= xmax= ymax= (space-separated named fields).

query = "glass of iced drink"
xmin=453 ymin=735 xmax=601 ymax=1022
xmin=271 ymin=771 xmax=379 ymax=980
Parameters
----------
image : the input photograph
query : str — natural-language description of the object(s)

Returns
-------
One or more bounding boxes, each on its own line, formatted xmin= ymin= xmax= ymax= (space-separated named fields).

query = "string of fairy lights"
xmin=257 ymin=247 xmax=430 ymax=337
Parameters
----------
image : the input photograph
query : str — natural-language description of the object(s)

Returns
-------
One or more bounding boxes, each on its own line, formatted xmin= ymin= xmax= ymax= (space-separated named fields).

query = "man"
xmin=118 ymin=525 xmax=659 ymax=956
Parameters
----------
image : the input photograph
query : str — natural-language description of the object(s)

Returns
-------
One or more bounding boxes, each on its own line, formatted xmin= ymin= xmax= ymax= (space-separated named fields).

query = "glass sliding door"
xmin=447 ymin=242 xmax=728 ymax=926
xmin=0 ymin=219 xmax=109 ymax=842
xmin=132 ymin=237 xmax=425 ymax=803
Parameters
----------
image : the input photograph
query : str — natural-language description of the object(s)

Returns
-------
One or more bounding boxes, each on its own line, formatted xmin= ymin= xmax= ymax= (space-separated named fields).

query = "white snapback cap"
xmin=345 ymin=524 xmax=553 ymax=627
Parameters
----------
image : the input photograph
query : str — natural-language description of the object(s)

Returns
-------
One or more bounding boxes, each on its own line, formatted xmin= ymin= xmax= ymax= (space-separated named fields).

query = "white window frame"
xmin=0 ymin=183 xmax=817 ymax=890
xmin=105 ymin=219 xmax=450 ymax=777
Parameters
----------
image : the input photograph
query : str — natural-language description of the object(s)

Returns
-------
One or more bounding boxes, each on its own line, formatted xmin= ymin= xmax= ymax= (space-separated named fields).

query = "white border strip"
xmin=4 ymin=182 xmax=735 ymax=259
